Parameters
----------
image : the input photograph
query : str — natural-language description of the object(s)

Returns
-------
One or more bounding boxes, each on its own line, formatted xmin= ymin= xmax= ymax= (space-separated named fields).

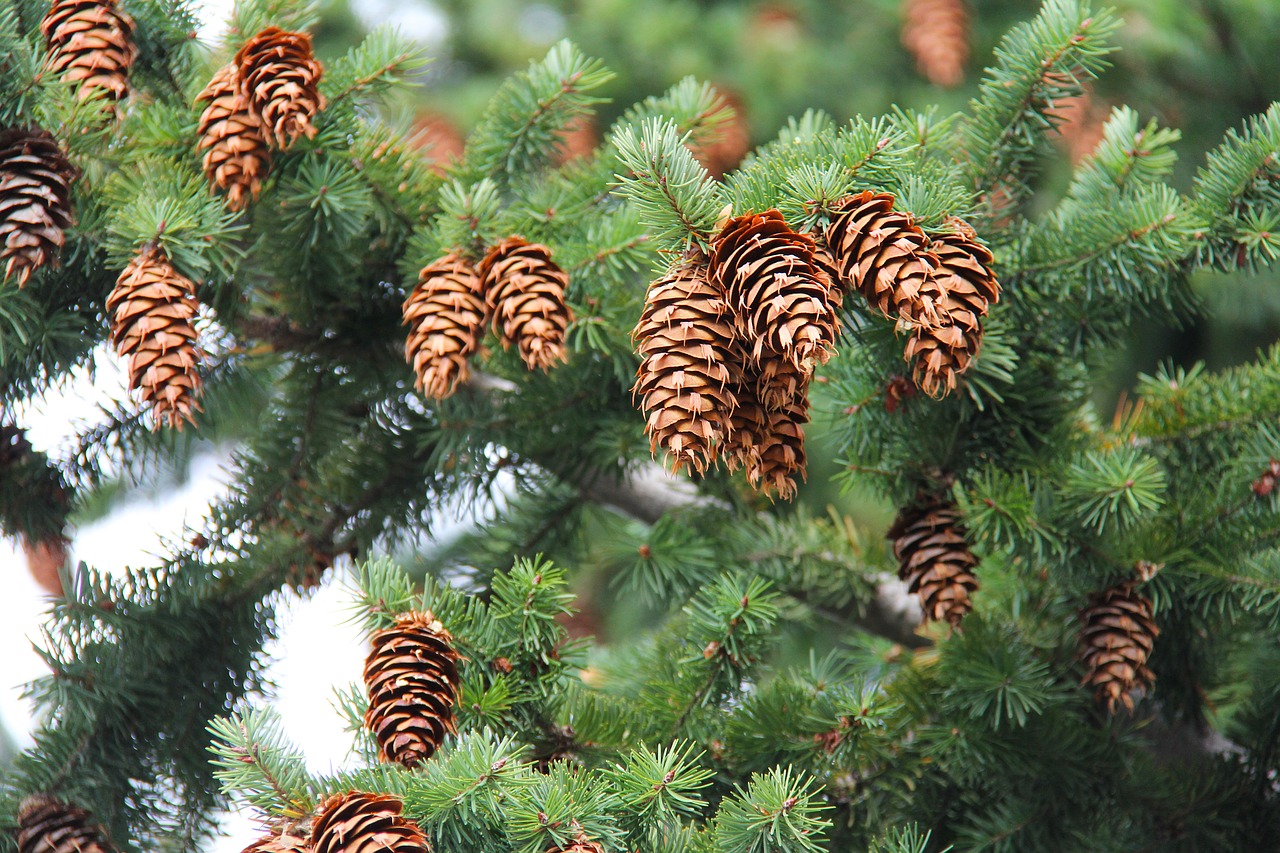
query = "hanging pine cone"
xmin=17 ymin=795 xmax=115 ymax=853
xmin=363 ymin=610 xmax=461 ymax=769
xmin=720 ymin=365 xmax=768 ymax=476
xmin=403 ymin=253 xmax=489 ymax=400
xmin=42 ymin=0 xmax=135 ymax=113
xmin=901 ymin=0 xmax=970 ymax=87
xmin=106 ymin=243 xmax=203 ymax=429
xmin=744 ymin=392 xmax=808 ymax=501
xmin=825 ymin=191 xmax=945 ymax=328
xmin=196 ymin=64 xmax=271 ymax=212
xmin=311 ymin=792 xmax=428 ymax=853
xmin=553 ymin=838 xmax=606 ymax=853
xmin=889 ymin=497 xmax=980 ymax=625
xmin=241 ymin=831 xmax=309 ymax=853
xmin=235 ymin=28 xmax=325 ymax=150
xmin=754 ymin=353 xmax=809 ymax=412
xmin=904 ymin=217 xmax=1000 ymax=398
xmin=478 ymin=236 xmax=573 ymax=371
xmin=710 ymin=209 xmax=838 ymax=372
xmin=0 ymin=128 xmax=77 ymax=287
xmin=632 ymin=259 xmax=739 ymax=475
xmin=1077 ymin=578 xmax=1159 ymax=714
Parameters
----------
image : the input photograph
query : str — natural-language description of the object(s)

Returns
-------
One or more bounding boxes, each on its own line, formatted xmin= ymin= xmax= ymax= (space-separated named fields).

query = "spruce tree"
xmin=2 ymin=0 xmax=1279 ymax=851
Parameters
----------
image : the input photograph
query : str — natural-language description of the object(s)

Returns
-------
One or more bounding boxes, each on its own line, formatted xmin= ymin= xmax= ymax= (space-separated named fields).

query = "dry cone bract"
xmin=235 ymin=28 xmax=325 ymax=150
xmin=905 ymin=217 xmax=1000 ymax=398
xmin=17 ymin=795 xmax=115 ymax=853
xmin=403 ymin=253 xmax=488 ymax=399
xmin=363 ymin=610 xmax=461 ymax=769
xmin=107 ymin=244 xmax=203 ymax=429
xmin=901 ymin=0 xmax=970 ymax=87
xmin=479 ymin=237 xmax=573 ymax=371
xmin=311 ymin=792 xmax=428 ymax=853
xmin=1078 ymin=579 xmax=1159 ymax=714
xmin=42 ymin=0 xmax=135 ymax=112
xmin=890 ymin=498 xmax=980 ymax=625
xmin=633 ymin=260 xmax=739 ymax=475
xmin=0 ymin=128 xmax=76 ymax=287
xmin=197 ymin=64 xmax=271 ymax=211
xmin=710 ymin=209 xmax=838 ymax=372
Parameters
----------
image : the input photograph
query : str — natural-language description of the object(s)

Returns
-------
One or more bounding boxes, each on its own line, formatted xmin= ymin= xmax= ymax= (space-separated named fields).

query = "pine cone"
xmin=235 ymin=28 xmax=325 ymax=150
xmin=1253 ymin=459 xmax=1280 ymax=498
xmin=901 ymin=0 xmax=970 ymax=87
xmin=0 ymin=128 xmax=77 ymax=287
xmin=632 ymin=260 xmax=739 ymax=475
xmin=197 ymin=63 xmax=271 ymax=212
xmin=710 ymin=209 xmax=838 ymax=372
xmin=889 ymin=498 xmax=980 ymax=625
xmin=745 ymin=392 xmax=808 ymax=501
xmin=363 ymin=610 xmax=461 ymax=769
xmin=553 ymin=840 xmax=606 ymax=853
xmin=311 ymin=792 xmax=428 ymax=853
xmin=721 ymin=367 xmax=768 ymax=476
xmin=904 ymin=218 xmax=1000 ymax=398
xmin=17 ymin=795 xmax=115 ymax=853
xmin=41 ymin=0 xmax=135 ymax=113
xmin=403 ymin=253 xmax=488 ymax=400
xmin=241 ymin=832 xmax=309 ymax=853
xmin=106 ymin=244 xmax=203 ymax=429
xmin=479 ymin=237 xmax=573 ymax=371
xmin=825 ymin=191 xmax=945 ymax=328
xmin=1078 ymin=579 xmax=1159 ymax=714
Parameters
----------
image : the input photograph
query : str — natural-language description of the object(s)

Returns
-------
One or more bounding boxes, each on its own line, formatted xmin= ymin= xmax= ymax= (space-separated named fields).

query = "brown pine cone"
xmin=106 ymin=244 xmax=203 ymax=429
xmin=1078 ymin=579 xmax=1158 ymax=714
xmin=17 ymin=795 xmax=115 ymax=853
xmin=42 ymin=0 xmax=135 ymax=113
xmin=710 ymin=209 xmax=838 ymax=372
xmin=235 ymin=28 xmax=325 ymax=150
xmin=720 ymin=365 xmax=768 ymax=476
xmin=825 ymin=191 xmax=945 ymax=328
xmin=904 ymin=217 xmax=999 ymax=398
xmin=632 ymin=259 xmax=739 ymax=475
xmin=0 ymin=128 xmax=77 ymax=287
xmin=889 ymin=497 xmax=980 ymax=625
xmin=197 ymin=63 xmax=271 ymax=211
xmin=363 ymin=610 xmax=461 ymax=769
xmin=901 ymin=0 xmax=970 ymax=88
xmin=1251 ymin=459 xmax=1279 ymax=498
xmin=479 ymin=236 xmax=573 ymax=371
xmin=403 ymin=253 xmax=489 ymax=400
xmin=744 ymin=393 xmax=808 ymax=501
xmin=311 ymin=792 xmax=428 ymax=853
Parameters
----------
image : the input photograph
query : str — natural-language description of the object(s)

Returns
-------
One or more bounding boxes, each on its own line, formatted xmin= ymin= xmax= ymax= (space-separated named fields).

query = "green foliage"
xmin=611 ymin=117 xmax=723 ymax=251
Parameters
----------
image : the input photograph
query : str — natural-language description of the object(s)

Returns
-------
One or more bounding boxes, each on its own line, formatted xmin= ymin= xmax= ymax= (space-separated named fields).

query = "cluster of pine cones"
xmin=403 ymin=239 xmax=574 ymax=398
xmin=633 ymin=192 xmax=999 ymax=500
xmin=197 ymin=28 xmax=326 ymax=211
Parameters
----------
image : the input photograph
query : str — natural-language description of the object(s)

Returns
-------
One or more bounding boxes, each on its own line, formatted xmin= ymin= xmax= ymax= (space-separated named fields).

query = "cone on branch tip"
xmin=403 ymin=253 xmax=489 ymax=399
xmin=901 ymin=0 xmax=970 ymax=88
xmin=17 ymin=795 xmax=115 ymax=853
xmin=1078 ymin=576 xmax=1159 ymax=714
xmin=745 ymin=393 xmax=808 ymax=501
xmin=710 ymin=209 xmax=839 ymax=372
xmin=825 ymin=191 xmax=944 ymax=328
xmin=197 ymin=64 xmax=271 ymax=211
xmin=905 ymin=217 xmax=1000 ymax=398
xmin=633 ymin=259 xmax=740 ymax=475
xmin=479 ymin=236 xmax=573 ymax=371
xmin=235 ymin=28 xmax=325 ymax=150
xmin=311 ymin=792 xmax=428 ymax=853
xmin=0 ymin=128 xmax=77 ymax=287
xmin=41 ymin=0 xmax=135 ymax=113
xmin=364 ymin=610 xmax=461 ymax=769
xmin=889 ymin=497 xmax=980 ymax=625
xmin=106 ymin=243 xmax=203 ymax=430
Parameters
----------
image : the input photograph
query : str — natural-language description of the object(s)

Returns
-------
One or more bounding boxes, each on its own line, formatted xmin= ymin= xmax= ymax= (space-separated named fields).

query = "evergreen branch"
xmin=960 ymin=0 xmax=1120 ymax=204
xmin=207 ymin=709 xmax=316 ymax=820
xmin=612 ymin=118 xmax=723 ymax=251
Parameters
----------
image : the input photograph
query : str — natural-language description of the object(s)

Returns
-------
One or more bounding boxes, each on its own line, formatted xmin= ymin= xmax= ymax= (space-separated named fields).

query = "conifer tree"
xmin=1 ymin=1 xmax=1279 ymax=851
